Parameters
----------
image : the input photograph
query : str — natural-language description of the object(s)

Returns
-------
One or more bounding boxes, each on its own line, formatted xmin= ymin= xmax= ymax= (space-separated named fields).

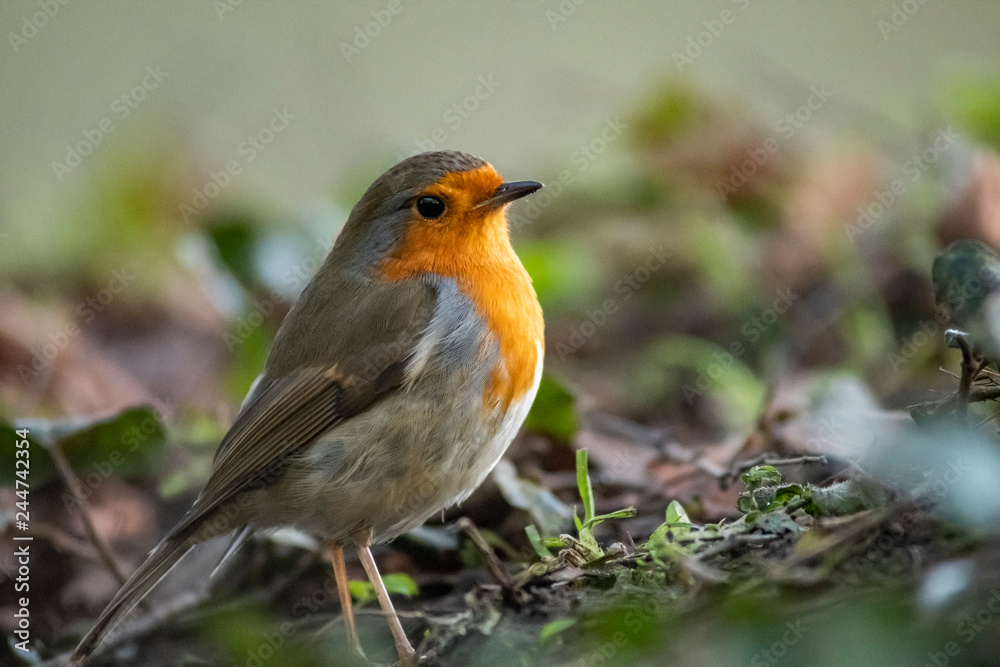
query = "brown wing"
xmin=167 ymin=275 xmax=436 ymax=543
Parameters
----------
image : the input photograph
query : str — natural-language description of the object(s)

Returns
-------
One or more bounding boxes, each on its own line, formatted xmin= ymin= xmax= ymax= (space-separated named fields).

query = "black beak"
xmin=476 ymin=180 xmax=543 ymax=210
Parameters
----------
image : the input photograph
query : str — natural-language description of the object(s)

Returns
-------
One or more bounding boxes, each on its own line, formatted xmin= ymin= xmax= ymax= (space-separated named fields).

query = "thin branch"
xmin=955 ymin=335 xmax=986 ymax=417
xmin=8 ymin=521 xmax=102 ymax=563
xmin=49 ymin=442 xmax=128 ymax=585
xmin=970 ymin=386 xmax=1000 ymax=402
xmin=456 ymin=518 xmax=530 ymax=606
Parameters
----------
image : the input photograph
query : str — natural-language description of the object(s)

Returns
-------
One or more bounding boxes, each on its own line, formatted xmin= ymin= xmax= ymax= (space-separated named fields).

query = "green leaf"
xmin=517 ymin=240 xmax=601 ymax=311
xmin=347 ymin=574 xmax=416 ymax=604
xmin=1 ymin=406 xmax=166 ymax=488
xmin=665 ymin=500 xmax=690 ymax=525
xmin=348 ymin=580 xmax=376 ymax=604
xmin=525 ymin=525 xmax=552 ymax=559
xmin=205 ymin=211 xmax=263 ymax=289
xmin=810 ymin=479 xmax=888 ymax=516
xmin=632 ymin=84 xmax=703 ymax=144
xmin=944 ymin=75 xmax=1000 ymax=151
xmin=224 ymin=311 xmax=275 ymax=402
xmin=576 ymin=449 xmax=595 ymax=525
xmin=523 ymin=376 xmax=579 ymax=442
xmin=539 ymin=617 xmax=577 ymax=642
xmin=741 ymin=465 xmax=782 ymax=490
xmin=584 ymin=508 xmax=638 ymax=528
xmin=381 ymin=573 xmax=418 ymax=598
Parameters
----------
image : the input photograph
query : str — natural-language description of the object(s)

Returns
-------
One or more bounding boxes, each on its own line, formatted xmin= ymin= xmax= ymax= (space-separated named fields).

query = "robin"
xmin=71 ymin=150 xmax=545 ymax=665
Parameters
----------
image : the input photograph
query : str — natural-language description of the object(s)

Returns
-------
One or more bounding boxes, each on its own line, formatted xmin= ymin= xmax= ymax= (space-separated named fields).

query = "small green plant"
xmin=525 ymin=449 xmax=636 ymax=566
xmin=737 ymin=465 xmax=887 ymax=521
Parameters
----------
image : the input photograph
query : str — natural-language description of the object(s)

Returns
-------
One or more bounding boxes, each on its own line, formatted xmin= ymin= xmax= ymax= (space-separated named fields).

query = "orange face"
xmin=379 ymin=164 xmax=544 ymax=412
xmin=384 ymin=164 xmax=509 ymax=271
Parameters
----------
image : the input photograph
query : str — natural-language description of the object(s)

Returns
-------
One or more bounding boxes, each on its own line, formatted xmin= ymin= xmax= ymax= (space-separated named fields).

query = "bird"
xmin=70 ymin=150 xmax=545 ymax=665
xmin=932 ymin=238 xmax=1000 ymax=360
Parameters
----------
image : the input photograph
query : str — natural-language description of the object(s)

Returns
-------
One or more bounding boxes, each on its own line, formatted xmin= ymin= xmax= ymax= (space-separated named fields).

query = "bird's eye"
xmin=416 ymin=196 xmax=446 ymax=219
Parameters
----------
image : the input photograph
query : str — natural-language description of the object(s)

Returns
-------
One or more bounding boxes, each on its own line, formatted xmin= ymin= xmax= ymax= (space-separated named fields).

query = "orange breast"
xmin=379 ymin=167 xmax=544 ymax=411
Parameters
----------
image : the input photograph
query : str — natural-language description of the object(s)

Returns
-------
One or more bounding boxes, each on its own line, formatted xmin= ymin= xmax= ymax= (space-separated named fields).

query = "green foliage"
xmin=632 ymin=84 xmax=703 ymax=145
xmin=525 ymin=524 xmax=551 ymax=559
xmin=523 ymin=375 xmax=579 ymax=442
xmin=574 ymin=449 xmax=637 ymax=560
xmin=1 ymin=406 xmax=166 ymax=488
xmin=224 ymin=313 xmax=274 ymax=402
xmin=206 ymin=211 xmax=263 ymax=289
xmin=524 ymin=449 xmax=636 ymax=565
xmin=945 ymin=74 xmax=1000 ymax=151
xmin=348 ymin=573 xmax=418 ymax=604
xmin=205 ymin=604 xmax=321 ymax=666
xmin=518 ymin=239 xmax=601 ymax=312
xmin=538 ymin=617 xmax=576 ymax=642
xmin=736 ymin=465 xmax=888 ymax=522
xmin=635 ymin=335 xmax=766 ymax=429
xmin=643 ymin=500 xmax=700 ymax=561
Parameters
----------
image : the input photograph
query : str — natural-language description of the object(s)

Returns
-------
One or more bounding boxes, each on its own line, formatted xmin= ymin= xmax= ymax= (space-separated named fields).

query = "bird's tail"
xmin=70 ymin=534 xmax=195 ymax=665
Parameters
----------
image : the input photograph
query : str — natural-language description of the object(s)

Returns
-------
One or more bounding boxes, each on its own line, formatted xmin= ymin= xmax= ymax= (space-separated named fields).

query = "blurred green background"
xmin=3 ymin=0 xmax=998 ymax=268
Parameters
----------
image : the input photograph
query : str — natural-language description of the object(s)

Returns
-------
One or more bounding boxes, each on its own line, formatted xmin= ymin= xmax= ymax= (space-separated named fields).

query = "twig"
xmin=7 ymin=521 xmax=102 ymax=563
xmin=456 ymin=518 xmax=528 ymax=605
xmin=780 ymin=506 xmax=895 ymax=569
xmin=49 ymin=442 xmax=128 ymax=585
xmin=694 ymin=533 xmax=780 ymax=561
xmin=970 ymin=386 xmax=1000 ymax=402
xmin=955 ymin=335 xmax=987 ymax=417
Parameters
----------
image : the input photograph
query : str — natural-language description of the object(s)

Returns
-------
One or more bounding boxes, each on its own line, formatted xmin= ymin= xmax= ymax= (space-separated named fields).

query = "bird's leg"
xmin=325 ymin=541 xmax=366 ymax=659
xmin=353 ymin=529 xmax=416 ymax=665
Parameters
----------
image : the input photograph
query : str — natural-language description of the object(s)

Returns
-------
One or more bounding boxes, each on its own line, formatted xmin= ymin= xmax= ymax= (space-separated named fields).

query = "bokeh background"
xmin=4 ymin=2 xmax=1000 ymax=666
